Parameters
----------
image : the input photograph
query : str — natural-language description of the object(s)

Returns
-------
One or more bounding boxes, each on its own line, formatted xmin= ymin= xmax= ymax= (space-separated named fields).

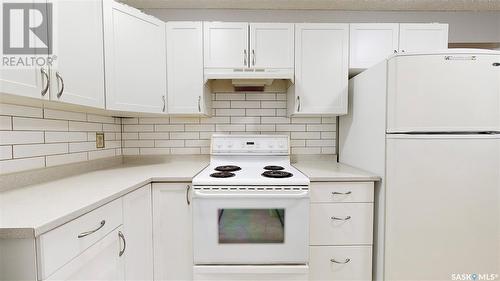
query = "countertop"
xmin=0 ymin=156 xmax=210 ymax=238
xmin=0 ymin=155 xmax=379 ymax=239
xmin=292 ymin=157 xmax=380 ymax=182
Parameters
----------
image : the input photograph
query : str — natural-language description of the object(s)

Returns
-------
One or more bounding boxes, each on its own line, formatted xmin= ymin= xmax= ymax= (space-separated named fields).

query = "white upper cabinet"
xmin=291 ymin=23 xmax=349 ymax=116
xmin=349 ymin=23 xmax=399 ymax=70
xmin=103 ymin=1 xmax=166 ymax=113
xmin=399 ymin=23 xmax=449 ymax=53
xmin=204 ymin=22 xmax=249 ymax=68
xmin=0 ymin=0 xmax=49 ymax=100
xmin=49 ymin=0 xmax=105 ymax=108
xmin=249 ymin=23 xmax=294 ymax=69
xmin=166 ymin=22 xmax=209 ymax=115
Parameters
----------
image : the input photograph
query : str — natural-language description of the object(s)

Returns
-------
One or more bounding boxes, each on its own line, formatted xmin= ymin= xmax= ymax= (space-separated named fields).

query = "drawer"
xmin=310 ymin=182 xmax=374 ymax=203
xmin=310 ymin=203 xmax=373 ymax=245
xmin=309 ymin=246 xmax=372 ymax=281
xmin=37 ymin=198 xmax=123 ymax=279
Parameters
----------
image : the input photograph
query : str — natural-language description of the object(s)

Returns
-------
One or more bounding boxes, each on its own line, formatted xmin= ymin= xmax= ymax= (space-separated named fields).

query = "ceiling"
xmin=120 ymin=0 xmax=500 ymax=11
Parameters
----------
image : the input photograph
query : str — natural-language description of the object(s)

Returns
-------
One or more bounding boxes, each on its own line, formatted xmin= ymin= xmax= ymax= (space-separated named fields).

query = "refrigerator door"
xmin=387 ymin=52 xmax=500 ymax=133
xmin=384 ymin=134 xmax=500 ymax=281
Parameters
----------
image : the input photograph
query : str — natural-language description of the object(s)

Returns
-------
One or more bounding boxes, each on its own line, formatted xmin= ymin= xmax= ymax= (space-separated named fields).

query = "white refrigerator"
xmin=339 ymin=49 xmax=500 ymax=281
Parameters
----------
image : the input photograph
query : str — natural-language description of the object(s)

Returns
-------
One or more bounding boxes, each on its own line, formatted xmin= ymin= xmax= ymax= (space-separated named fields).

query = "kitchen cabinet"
xmin=103 ymin=0 xmax=166 ymax=113
xmin=249 ymin=23 xmax=294 ymax=69
xmin=46 ymin=226 xmax=125 ymax=280
xmin=308 ymin=182 xmax=374 ymax=281
xmin=203 ymin=22 xmax=294 ymax=69
xmin=204 ymin=22 xmax=249 ymax=69
xmin=49 ymin=0 xmax=105 ymax=108
xmin=0 ymin=0 xmax=105 ymax=107
xmin=399 ymin=23 xmax=448 ymax=53
xmin=122 ymin=184 xmax=153 ymax=280
xmin=153 ymin=183 xmax=193 ymax=280
xmin=290 ymin=23 xmax=349 ymax=116
xmin=166 ymin=22 xmax=210 ymax=115
xmin=349 ymin=23 xmax=399 ymax=70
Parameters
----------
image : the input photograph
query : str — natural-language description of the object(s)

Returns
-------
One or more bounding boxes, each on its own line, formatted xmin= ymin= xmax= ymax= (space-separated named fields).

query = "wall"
xmin=145 ymin=9 xmax=500 ymax=43
xmin=121 ymin=92 xmax=336 ymax=156
xmin=0 ymin=103 xmax=122 ymax=175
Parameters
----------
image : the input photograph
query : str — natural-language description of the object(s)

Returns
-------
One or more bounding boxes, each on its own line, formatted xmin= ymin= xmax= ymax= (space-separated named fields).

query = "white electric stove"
xmin=192 ymin=134 xmax=310 ymax=281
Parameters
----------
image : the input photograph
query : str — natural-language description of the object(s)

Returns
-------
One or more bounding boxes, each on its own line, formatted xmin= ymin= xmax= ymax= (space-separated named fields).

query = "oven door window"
xmin=218 ymin=209 xmax=285 ymax=244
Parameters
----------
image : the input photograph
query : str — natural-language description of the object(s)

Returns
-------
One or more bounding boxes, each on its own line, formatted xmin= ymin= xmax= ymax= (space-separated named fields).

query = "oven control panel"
xmin=211 ymin=134 xmax=289 ymax=155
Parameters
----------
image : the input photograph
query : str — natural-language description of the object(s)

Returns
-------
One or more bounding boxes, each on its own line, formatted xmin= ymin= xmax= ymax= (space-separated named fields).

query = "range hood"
xmin=204 ymin=68 xmax=294 ymax=91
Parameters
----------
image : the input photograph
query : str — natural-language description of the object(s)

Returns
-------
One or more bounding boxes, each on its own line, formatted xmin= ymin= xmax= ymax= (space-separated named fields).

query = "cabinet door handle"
xmin=296 ymin=96 xmax=301 ymax=112
xmin=393 ymin=50 xmax=398 ymax=53
xmin=162 ymin=95 xmax=166 ymax=112
xmin=331 ymin=258 xmax=351 ymax=264
xmin=252 ymin=49 xmax=255 ymax=66
xmin=331 ymin=216 xmax=351 ymax=221
xmin=198 ymin=96 xmax=201 ymax=112
xmin=56 ymin=71 xmax=64 ymax=98
xmin=493 ymin=62 xmax=500 ymax=67
xmin=118 ymin=231 xmax=126 ymax=257
xmin=332 ymin=191 xmax=352 ymax=196
xmin=77 ymin=220 xmax=105 ymax=238
xmin=186 ymin=185 xmax=191 ymax=205
xmin=244 ymin=49 xmax=247 ymax=66
xmin=40 ymin=68 xmax=49 ymax=96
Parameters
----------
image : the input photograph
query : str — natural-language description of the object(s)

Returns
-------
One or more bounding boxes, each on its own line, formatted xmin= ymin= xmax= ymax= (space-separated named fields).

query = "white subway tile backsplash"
xmin=45 ymin=109 xmax=86 ymax=121
xmin=139 ymin=117 xmax=170 ymax=124
xmin=45 ymin=131 xmax=87 ymax=143
xmin=120 ymin=93 xmax=336 ymax=156
xmin=69 ymin=121 xmax=103 ymax=132
xmin=88 ymin=149 xmax=116 ymax=160
xmin=0 ymin=146 xmax=12 ymax=160
xmin=13 ymin=143 xmax=68 ymax=158
xmin=13 ymin=117 xmax=68 ymax=131
xmin=0 ymin=131 xmax=44 ymax=145
xmin=123 ymin=124 xmax=154 ymax=132
xmin=124 ymin=140 xmax=154 ymax=148
xmin=0 ymin=157 xmax=45 ymax=174
xmin=0 ymin=103 xmax=43 ymax=118
xmin=103 ymin=124 xmax=121 ymax=132
xmin=0 ymin=116 xmax=12 ymax=130
xmin=122 ymin=118 xmax=139 ymax=124
xmin=69 ymin=141 xmax=96 ymax=153
xmin=87 ymin=114 xmax=116 ymax=124
xmin=170 ymin=132 xmax=199 ymax=140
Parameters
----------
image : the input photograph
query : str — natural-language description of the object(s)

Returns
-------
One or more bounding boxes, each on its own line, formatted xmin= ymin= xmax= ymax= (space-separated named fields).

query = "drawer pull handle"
xmin=331 ymin=258 xmax=351 ymax=264
xmin=118 ymin=231 xmax=126 ymax=257
xmin=332 ymin=191 xmax=352 ymax=196
xmin=77 ymin=220 xmax=106 ymax=238
xmin=331 ymin=216 xmax=351 ymax=221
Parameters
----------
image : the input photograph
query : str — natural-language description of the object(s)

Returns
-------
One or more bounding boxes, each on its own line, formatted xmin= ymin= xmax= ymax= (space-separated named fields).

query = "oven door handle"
xmin=193 ymin=190 xmax=309 ymax=199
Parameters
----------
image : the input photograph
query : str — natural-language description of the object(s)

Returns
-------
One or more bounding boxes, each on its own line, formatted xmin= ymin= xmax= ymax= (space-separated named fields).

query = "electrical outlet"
xmin=96 ymin=132 xmax=105 ymax=148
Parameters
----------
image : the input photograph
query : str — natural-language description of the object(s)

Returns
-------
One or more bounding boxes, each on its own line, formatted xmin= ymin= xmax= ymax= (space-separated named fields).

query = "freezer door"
xmin=384 ymin=134 xmax=500 ymax=281
xmin=387 ymin=53 xmax=500 ymax=132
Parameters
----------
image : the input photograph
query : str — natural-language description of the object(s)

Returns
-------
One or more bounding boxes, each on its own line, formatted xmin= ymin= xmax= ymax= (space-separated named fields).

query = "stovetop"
xmin=193 ymin=134 xmax=310 ymax=186
xmin=192 ymin=157 xmax=310 ymax=186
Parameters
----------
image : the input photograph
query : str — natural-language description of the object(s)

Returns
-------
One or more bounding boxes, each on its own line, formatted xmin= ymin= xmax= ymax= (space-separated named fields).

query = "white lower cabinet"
xmin=123 ymin=184 xmax=154 ymax=280
xmin=308 ymin=182 xmax=374 ymax=281
xmin=46 ymin=226 xmax=126 ymax=280
xmin=309 ymin=246 xmax=372 ymax=281
xmin=153 ymin=183 xmax=193 ymax=280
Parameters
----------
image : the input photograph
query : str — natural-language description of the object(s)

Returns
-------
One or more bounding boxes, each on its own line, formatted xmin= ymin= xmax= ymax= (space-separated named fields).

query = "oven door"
xmin=192 ymin=188 xmax=310 ymax=265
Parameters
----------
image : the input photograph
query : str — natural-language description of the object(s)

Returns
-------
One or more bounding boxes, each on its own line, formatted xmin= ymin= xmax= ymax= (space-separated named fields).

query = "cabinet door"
xmin=249 ymin=23 xmax=294 ymax=69
xmin=166 ymin=22 xmax=207 ymax=115
xmin=153 ymin=183 xmax=192 ymax=280
xmin=399 ymin=23 xmax=448 ymax=53
xmin=49 ymin=0 xmax=105 ymax=108
xmin=204 ymin=22 xmax=249 ymax=68
xmin=123 ymin=185 xmax=153 ymax=281
xmin=0 ymin=0 xmax=48 ymax=100
xmin=103 ymin=1 xmax=166 ymax=113
xmin=46 ymin=226 xmax=125 ymax=280
xmin=293 ymin=24 xmax=349 ymax=115
xmin=349 ymin=23 xmax=399 ymax=69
